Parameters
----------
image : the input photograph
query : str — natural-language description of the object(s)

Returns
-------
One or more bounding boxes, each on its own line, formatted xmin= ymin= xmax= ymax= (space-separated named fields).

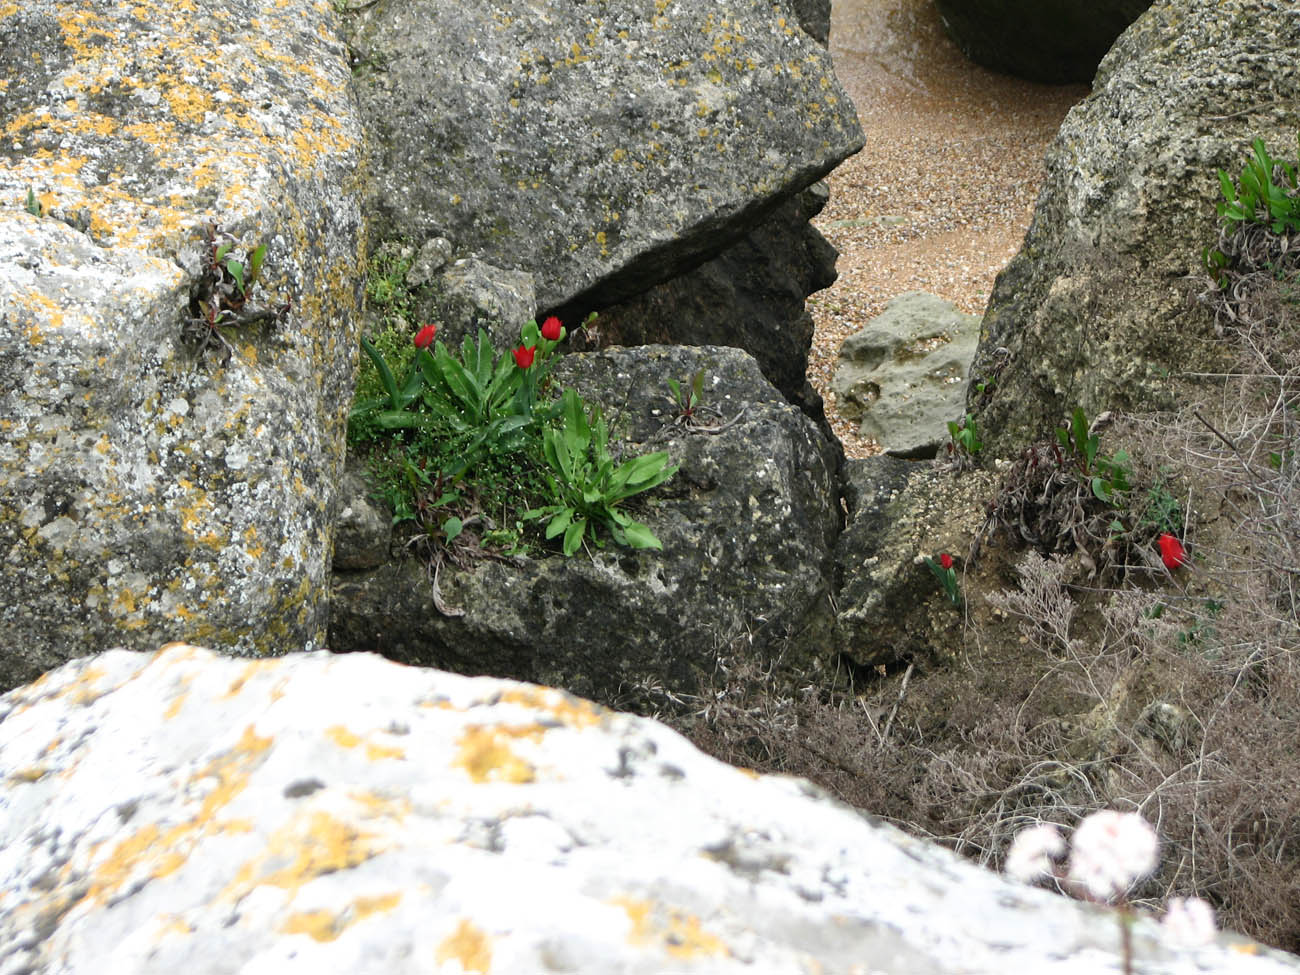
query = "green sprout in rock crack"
xmin=182 ymin=224 xmax=288 ymax=366
xmin=24 ymin=187 xmax=42 ymax=217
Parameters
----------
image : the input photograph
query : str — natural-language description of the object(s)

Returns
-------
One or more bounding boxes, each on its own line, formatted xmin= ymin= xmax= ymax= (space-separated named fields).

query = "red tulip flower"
xmin=939 ymin=552 xmax=954 ymax=570
xmin=1157 ymin=533 xmax=1187 ymax=570
xmin=413 ymin=324 xmax=437 ymax=349
xmin=512 ymin=345 xmax=536 ymax=369
xmin=541 ymin=316 xmax=563 ymax=342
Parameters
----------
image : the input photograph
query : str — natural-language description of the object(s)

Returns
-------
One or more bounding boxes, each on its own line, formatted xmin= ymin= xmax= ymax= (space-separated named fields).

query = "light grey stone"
xmin=0 ymin=0 xmax=365 ymax=690
xmin=3 ymin=643 xmax=1297 ymax=974
xmin=331 ymin=460 xmax=392 ymax=572
xmin=832 ymin=292 xmax=980 ymax=459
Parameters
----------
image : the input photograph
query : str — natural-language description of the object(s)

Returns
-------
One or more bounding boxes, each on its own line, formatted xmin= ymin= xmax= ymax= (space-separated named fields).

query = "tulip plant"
xmin=349 ymin=313 xmax=676 ymax=558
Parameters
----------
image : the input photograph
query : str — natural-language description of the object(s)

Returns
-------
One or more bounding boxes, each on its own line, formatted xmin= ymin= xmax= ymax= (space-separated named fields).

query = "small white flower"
xmin=1005 ymin=823 xmax=1067 ymax=883
xmin=1163 ymin=896 xmax=1217 ymax=947
xmin=1068 ymin=810 xmax=1160 ymax=901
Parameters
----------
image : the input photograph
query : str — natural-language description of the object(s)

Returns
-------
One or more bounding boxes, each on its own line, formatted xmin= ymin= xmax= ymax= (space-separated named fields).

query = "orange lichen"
xmin=435 ymin=919 xmax=493 ymax=974
xmin=453 ymin=724 xmax=544 ymax=784
xmin=612 ymin=896 xmax=729 ymax=959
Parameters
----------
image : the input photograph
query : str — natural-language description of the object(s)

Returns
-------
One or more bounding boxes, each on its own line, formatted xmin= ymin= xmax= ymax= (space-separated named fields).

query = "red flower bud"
xmin=413 ymin=324 xmax=437 ymax=349
xmin=541 ymin=316 xmax=563 ymax=341
xmin=1157 ymin=533 xmax=1187 ymax=570
xmin=939 ymin=552 xmax=954 ymax=571
xmin=512 ymin=345 xmax=536 ymax=369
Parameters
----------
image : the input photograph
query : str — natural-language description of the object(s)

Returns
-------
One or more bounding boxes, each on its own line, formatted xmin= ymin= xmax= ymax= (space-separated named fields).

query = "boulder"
xmin=4 ymin=642 xmax=1298 ymax=974
xmin=347 ymin=0 xmax=864 ymax=312
xmin=834 ymin=456 xmax=997 ymax=669
xmin=933 ymin=0 xmax=1153 ymax=83
xmin=967 ymin=0 xmax=1300 ymax=458
xmin=330 ymin=345 xmax=843 ymax=706
xmin=832 ymin=292 xmax=980 ymax=459
xmin=565 ymin=186 xmax=840 ymax=428
xmin=0 ymin=0 xmax=364 ymax=690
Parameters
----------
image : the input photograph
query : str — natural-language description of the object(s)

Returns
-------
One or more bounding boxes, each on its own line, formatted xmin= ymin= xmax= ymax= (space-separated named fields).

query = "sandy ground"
xmin=811 ymin=0 xmax=1089 ymax=456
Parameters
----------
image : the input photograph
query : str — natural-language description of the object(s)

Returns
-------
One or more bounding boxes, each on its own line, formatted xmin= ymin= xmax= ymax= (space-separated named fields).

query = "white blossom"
xmin=1067 ymin=810 xmax=1160 ymax=901
xmin=1162 ymin=896 xmax=1217 ymax=947
xmin=1005 ymin=823 xmax=1067 ymax=884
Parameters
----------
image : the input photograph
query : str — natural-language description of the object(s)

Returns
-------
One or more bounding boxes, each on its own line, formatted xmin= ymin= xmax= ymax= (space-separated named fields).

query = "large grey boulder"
xmin=348 ymin=0 xmax=864 ymax=311
xmin=568 ymin=186 xmax=840 ymax=427
xmin=0 ymin=0 xmax=364 ymax=690
xmin=933 ymin=0 xmax=1152 ymax=83
xmin=331 ymin=345 xmax=842 ymax=705
xmin=832 ymin=292 xmax=980 ymax=459
xmin=967 ymin=0 xmax=1300 ymax=458
xmin=5 ymin=643 xmax=1298 ymax=974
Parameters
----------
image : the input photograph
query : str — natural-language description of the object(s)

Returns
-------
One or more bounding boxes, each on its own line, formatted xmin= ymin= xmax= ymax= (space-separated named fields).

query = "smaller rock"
xmin=412 ymin=257 xmax=536 ymax=353
xmin=332 ymin=458 xmax=392 ymax=571
xmin=834 ymin=456 xmax=996 ymax=668
xmin=403 ymin=236 xmax=454 ymax=287
xmin=831 ymin=292 xmax=979 ymax=459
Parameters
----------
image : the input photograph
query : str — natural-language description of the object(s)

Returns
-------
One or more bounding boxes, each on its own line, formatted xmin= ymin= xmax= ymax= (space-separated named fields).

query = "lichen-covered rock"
xmin=330 ymin=345 xmax=842 ymax=705
xmin=967 ymin=0 xmax=1300 ymax=457
xmin=834 ymin=457 xmax=996 ymax=668
xmin=4 ymin=643 xmax=1298 ymax=975
xmin=832 ymin=292 xmax=980 ymax=459
xmin=0 ymin=0 xmax=365 ymax=689
xmin=933 ymin=0 xmax=1152 ymax=83
xmin=348 ymin=0 xmax=864 ymax=312
xmin=569 ymin=186 xmax=840 ymax=428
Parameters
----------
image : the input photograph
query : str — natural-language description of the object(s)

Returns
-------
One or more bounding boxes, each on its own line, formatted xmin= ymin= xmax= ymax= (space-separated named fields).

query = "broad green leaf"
xmin=545 ymin=508 xmax=573 ymax=540
xmin=247 ymin=244 xmax=267 ymax=287
xmin=563 ymin=518 xmax=586 ymax=556
xmin=621 ymin=520 xmax=663 ymax=550
xmin=215 ymin=242 xmax=233 ymax=263
xmin=1217 ymin=169 xmax=1237 ymax=203
xmin=226 ymin=258 xmax=246 ymax=295
xmin=443 ymin=516 xmax=463 ymax=543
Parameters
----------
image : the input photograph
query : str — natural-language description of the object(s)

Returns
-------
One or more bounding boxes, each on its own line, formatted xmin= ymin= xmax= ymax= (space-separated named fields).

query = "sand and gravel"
xmin=811 ymin=0 xmax=1089 ymax=456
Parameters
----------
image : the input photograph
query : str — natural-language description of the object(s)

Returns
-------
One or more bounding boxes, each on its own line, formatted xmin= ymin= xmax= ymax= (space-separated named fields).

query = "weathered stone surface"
xmin=832 ymin=292 xmax=979 ymax=459
xmin=967 ymin=0 xmax=1300 ymax=457
xmin=348 ymin=0 xmax=864 ymax=312
xmin=331 ymin=345 xmax=842 ymax=705
xmin=834 ymin=457 xmax=996 ymax=668
xmin=5 ymin=643 xmax=1299 ymax=974
xmin=331 ymin=459 xmax=392 ymax=572
xmin=569 ymin=186 xmax=839 ymax=426
xmin=933 ymin=0 xmax=1152 ymax=83
xmin=0 ymin=0 xmax=365 ymax=690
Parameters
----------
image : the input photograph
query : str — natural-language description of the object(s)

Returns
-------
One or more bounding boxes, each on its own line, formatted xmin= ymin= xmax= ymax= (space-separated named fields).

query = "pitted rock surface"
xmin=4 ymin=644 xmax=1299 ymax=974
xmin=967 ymin=0 xmax=1300 ymax=456
xmin=348 ymin=0 xmax=864 ymax=311
xmin=331 ymin=345 xmax=842 ymax=705
xmin=832 ymin=292 xmax=979 ymax=459
xmin=0 ymin=0 xmax=365 ymax=688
